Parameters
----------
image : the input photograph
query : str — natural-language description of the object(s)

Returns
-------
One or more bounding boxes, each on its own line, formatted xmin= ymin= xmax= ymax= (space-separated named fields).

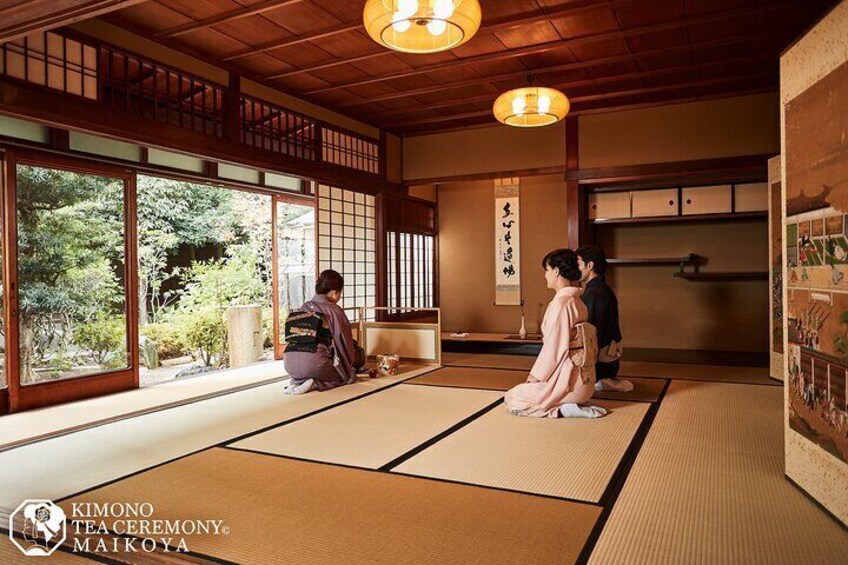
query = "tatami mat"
xmin=593 ymin=378 xmax=667 ymax=402
xmin=588 ymin=381 xmax=848 ymax=564
xmin=441 ymin=351 xmax=536 ymax=370
xmin=0 ymin=366 xmax=433 ymax=510
xmin=406 ymin=366 xmax=527 ymax=390
xmin=67 ymin=448 xmax=602 ymax=565
xmin=409 ymin=366 xmax=666 ymax=402
xmin=395 ymin=400 xmax=650 ymax=502
xmin=619 ymin=360 xmax=773 ymax=385
xmin=231 ymin=385 xmax=502 ymax=468
xmin=0 ymin=360 xmax=289 ymax=451
xmin=0 ymin=539 xmax=96 ymax=564
xmin=442 ymin=352 xmax=771 ymax=386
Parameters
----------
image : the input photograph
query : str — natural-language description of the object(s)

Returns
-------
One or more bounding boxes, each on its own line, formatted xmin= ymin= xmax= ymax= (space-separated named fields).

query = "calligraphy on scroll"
xmin=495 ymin=177 xmax=521 ymax=305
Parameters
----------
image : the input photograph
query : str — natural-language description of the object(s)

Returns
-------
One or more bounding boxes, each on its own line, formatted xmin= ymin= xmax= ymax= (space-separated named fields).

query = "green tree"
xmin=15 ymin=165 xmax=125 ymax=383
xmin=136 ymin=176 xmax=238 ymax=326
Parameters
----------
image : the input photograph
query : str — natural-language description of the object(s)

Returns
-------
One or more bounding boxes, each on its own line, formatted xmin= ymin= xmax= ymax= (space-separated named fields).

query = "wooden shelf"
xmin=591 ymin=211 xmax=766 ymax=225
xmin=674 ymin=271 xmax=768 ymax=281
xmin=441 ymin=332 xmax=543 ymax=344
xmin=608 ymin=254 xmax=698 ymax=266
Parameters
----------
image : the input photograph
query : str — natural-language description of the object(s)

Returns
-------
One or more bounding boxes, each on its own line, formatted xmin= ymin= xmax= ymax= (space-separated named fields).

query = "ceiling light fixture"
xmin=493 ymin=81 xmax=570 ymax=128
xmin=364 ymin=0 xmax=482 ymax=54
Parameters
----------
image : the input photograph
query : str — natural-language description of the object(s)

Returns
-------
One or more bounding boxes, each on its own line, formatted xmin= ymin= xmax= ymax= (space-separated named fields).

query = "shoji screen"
xmin=387 ymin=231 xmax=435 ymax=309
xmin=316 ymin=185 xmax=377 ymax=314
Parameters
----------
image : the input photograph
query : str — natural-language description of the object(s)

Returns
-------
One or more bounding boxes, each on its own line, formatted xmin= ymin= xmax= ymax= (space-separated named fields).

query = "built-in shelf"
xmin=591 ymin=211 xmax=767 ymax=225
xmin=608 ymin=254 xmax=699 ymax=267
xmin=674 ymin=271 xmax=768 ymax=281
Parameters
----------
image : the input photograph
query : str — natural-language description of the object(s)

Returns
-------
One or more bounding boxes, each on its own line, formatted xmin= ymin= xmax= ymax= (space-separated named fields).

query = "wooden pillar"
xmin=224 ymin=72 xmax=241 ymax=144
xmin=375 ymin=192 xmax=387 ymax=319
xmin=565 ymin=115 xmax=584 ymax=248
xmin=379 ymin=128 xmax=388 ymax=181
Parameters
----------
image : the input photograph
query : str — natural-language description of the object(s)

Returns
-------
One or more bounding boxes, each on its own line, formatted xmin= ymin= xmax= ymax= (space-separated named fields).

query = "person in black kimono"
xmin=576 ymin=245 xmax=634 ymax=393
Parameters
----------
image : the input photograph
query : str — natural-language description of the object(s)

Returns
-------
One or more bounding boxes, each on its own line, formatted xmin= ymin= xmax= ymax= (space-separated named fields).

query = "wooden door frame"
xmin=4 ymin=149 xmax=139 ymax=412
xmin=272 ymin=191 xmax=317 ymax=359
xmin=0 ymin=152 xmax=8 ymax=414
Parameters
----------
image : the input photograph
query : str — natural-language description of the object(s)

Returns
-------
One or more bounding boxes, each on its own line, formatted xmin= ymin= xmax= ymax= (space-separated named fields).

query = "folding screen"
xmin=781 ymin=0 xmax=848 ymax=525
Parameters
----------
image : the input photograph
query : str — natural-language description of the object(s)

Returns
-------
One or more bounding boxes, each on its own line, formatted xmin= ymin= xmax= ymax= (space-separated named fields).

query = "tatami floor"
xmin=1 ymin=355 xmax=847 ymax=564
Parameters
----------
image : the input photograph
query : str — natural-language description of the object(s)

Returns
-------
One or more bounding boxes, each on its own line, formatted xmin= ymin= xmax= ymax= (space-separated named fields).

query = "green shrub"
xmin=48 ymin=355 xmax=74 ymax=373
xmin=181 ymin=309 xmax=227 ymax=367
xmin=141 ymin=322 xmax=188 ymax=360
xmin=72 ymin=315 xmax=126 ymax=365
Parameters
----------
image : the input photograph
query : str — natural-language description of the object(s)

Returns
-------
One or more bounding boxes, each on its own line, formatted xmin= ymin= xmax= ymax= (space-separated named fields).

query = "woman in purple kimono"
xmin=283 ymin=270 xmax=359 ymax=395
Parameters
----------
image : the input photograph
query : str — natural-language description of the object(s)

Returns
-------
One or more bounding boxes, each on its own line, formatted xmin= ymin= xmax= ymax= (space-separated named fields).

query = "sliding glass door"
xmin=4 ymin=152 xmax=137 ymax=411
xmin=0 ymin=151 xmax=316 ymax=414
xmin=273 ymin=195 xmax=316 ymax=358
xmin=136 ymin=175 xmax=274 ymax=385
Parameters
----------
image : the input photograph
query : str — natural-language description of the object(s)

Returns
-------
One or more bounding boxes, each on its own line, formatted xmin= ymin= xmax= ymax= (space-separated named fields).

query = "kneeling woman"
xmin=283 ymin=270 xmax=358 ymax=395
xmin=505 ymin=249 xmax=607 ymax=419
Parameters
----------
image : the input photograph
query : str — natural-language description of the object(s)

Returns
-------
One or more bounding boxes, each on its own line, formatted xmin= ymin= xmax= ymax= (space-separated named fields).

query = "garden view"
xmin=1 ymin=166 xmax=313 ymax=389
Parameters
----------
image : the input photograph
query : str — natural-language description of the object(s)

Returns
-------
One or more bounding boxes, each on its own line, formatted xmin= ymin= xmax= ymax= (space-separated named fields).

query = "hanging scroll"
xmin=495 ymin=177 xmax=521 ymax=305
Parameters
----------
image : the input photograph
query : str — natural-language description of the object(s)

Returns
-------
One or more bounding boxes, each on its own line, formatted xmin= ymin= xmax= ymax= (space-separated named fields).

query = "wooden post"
xmin=565 ymin=115 xmax=583 ymax=248
xmin=379 ymin=128 xmax=388 ymax=181
xmin=224 ymin=72 xmax=241 ymax=144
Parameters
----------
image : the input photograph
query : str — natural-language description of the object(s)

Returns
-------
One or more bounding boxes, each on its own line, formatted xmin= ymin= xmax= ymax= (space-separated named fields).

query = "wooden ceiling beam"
xmin=334 ymin=26 xmax=791 ymax=108
xmin=387 ymin=73 xmax=775 ymax=128
xmin=226 ymin=0 xmax=642 ymax=65
xmin=360 ymin=52 xmax=775 ymax=121
xmin=266 ymin=0 xmax=796 ymax=82
xmin=223 ymin=21 xmax=363 ymax=62
xmin=154 ymin=0 xmax=307 ymax=39
xmin=0 ymin=0 xmax=146 ymax=43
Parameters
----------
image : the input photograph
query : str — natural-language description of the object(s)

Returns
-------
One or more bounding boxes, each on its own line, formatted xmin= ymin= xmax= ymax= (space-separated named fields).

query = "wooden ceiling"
xmin=100 ymin=0 xmax=838 ymax=135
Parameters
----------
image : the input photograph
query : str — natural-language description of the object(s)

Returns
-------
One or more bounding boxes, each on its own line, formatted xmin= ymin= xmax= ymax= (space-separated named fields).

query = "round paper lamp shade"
xmin=493 ymin=87 xmax=570 ymax=128
xmin=364 ymin=0 xmax=482 ymax=54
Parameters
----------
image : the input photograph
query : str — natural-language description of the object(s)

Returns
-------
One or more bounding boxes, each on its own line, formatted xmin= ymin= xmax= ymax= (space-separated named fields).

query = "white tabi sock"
xmin=283 ymin=379 xmax=316 ymax=395
xmin=559 ymin=403 xmax=608 ymax=418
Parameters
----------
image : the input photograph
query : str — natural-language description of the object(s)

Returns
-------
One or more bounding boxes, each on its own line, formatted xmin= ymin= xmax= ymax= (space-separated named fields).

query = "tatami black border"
xmin=29 ymin=362 xmax=793 ymax=565
xmin=403 ymin=379 xmax=661 ymax=403
xmin=220 ymin=445 xmax=603 ymax=508
xmin=0 ymin=374 xmax=290 ymax=454
xmin=617 ymin=373 xmax=781 ymax=387
xmin=378 ymin=397 xmax=505 ymax=470
xmin=55 ymin=369 xmax=434 ymax=503
xmin=443 ymin=361 xmax=780 ymax=386
xmin=575 ymin=378 xmax=673 ymax=564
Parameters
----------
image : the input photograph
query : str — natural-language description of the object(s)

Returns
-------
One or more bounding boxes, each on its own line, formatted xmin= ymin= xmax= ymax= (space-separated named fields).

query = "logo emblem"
xmin=8 ymin=500 xmax=67 ymax=557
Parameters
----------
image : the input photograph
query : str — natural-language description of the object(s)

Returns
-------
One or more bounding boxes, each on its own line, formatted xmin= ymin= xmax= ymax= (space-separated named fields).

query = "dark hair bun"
xmin=541 ymin=248 xmax=580 ymax=281
xmin=316 ymin=269 xmax=344 ymax=294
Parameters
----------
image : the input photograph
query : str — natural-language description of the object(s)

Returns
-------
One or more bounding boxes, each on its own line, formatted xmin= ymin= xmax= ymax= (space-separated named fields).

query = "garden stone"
xmin=139 ymin=335 xmax=160 ymax=369
xmin=176 ymin=364 xmax=216 ymax=378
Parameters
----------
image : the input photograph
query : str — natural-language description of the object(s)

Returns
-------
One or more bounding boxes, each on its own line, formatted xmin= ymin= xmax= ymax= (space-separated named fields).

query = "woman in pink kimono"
xmin=505 ymin=249 xmax=608 ymax=419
